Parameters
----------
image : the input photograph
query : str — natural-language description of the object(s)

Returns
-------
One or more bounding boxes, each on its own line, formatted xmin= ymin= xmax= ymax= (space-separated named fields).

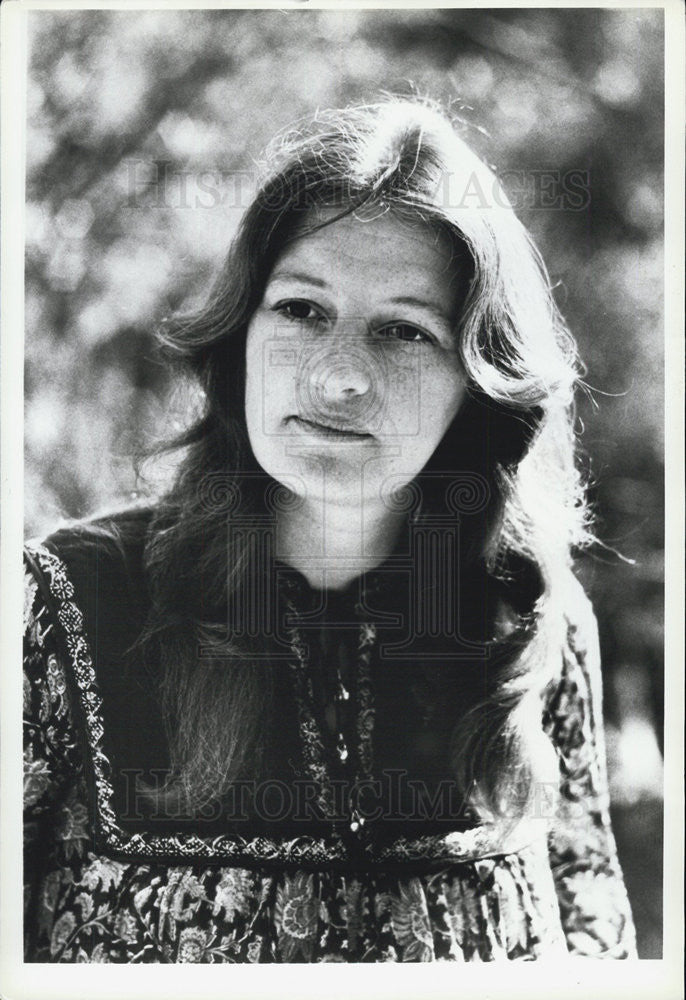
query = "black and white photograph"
xmin=1 ymin=1 xmax=683 ymax=993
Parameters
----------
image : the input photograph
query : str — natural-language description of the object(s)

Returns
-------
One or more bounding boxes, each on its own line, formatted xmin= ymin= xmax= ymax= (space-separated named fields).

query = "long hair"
xmin=138 ymin=97 xmax=590 ymax=819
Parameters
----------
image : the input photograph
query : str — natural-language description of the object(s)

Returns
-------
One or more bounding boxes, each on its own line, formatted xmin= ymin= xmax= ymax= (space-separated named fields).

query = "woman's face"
xmin=244 ymin=209 xmax=468 ymax=506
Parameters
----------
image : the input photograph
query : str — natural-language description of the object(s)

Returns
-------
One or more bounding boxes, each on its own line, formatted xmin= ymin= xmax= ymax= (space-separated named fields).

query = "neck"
xmin=275 ymin=493 xmax=406 ymax=591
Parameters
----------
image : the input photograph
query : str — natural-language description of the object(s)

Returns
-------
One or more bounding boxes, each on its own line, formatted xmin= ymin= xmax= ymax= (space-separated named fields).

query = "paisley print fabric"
xmin=23 ymin=547 xmax=636 ymax=962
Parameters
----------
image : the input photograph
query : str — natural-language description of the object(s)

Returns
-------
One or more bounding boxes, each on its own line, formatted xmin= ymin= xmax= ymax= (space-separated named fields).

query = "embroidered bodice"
xmin=22 ymin=515 xmax=636 ymax=962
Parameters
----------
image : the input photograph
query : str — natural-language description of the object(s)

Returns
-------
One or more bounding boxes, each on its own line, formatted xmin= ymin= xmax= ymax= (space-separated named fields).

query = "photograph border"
xmin=2 ymin=1 xmax=683 ymax=997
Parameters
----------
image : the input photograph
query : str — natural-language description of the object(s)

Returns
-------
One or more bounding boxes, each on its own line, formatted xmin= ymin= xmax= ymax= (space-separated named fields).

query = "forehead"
xmin=271 ymin=208 xmax=462 ymax=307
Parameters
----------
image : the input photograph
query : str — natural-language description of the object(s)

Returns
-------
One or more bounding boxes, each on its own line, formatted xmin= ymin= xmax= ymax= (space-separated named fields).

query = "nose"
xmin=297 ymin=336 xmax=384 ymax=426
xmin=316 ymin=359 xmax=371 ymax=401
xmin=304 ymin=331 xmax=376 ymax=402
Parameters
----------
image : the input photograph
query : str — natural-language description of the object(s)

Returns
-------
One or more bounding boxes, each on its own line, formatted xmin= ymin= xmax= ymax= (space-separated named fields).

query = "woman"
xmin=23 ymin=98 xmax=636 ymax=962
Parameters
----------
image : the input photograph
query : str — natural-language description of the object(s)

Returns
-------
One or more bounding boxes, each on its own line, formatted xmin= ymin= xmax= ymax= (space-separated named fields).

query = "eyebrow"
xmin=388 ymin=296 xmax=452 ymax=328
xmin=268 ymin=269 xmax=330 ymax=289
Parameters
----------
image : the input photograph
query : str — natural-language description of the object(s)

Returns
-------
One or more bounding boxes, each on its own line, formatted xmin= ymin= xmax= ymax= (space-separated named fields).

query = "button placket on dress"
xmin=280 ymin=573 xmax=378 ymax=839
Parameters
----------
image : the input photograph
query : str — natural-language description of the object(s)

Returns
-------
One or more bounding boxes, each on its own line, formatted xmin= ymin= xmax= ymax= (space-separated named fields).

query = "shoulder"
xmin=26 ymin=503 xmax=154 ymax=595
xmin=534 ymin=567 xmax=600 ymax=686
xmin=31 ymin=504 xmax=154 ymax=570
xmin=23 ymin=545 xmax=89 ymax=817
xmin=560 ymin=569 xmax=600 ymax=664
xmin=24 ymin=504 xmax=156 ymax=655
xmin=558 ymin=569 xmax=602 ymax=713
xmin=23 ymin=507 xmax=164 ymax=786
xmin=542 ymin=568 xmax=606 ymax=762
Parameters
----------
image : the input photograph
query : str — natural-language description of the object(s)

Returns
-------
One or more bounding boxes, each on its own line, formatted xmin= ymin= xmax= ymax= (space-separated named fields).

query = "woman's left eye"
xmin=376 ymin=323 xmax=434 ymax=344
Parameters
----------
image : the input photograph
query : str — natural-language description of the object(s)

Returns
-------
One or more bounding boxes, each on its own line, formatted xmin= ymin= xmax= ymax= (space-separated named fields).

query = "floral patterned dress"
xmin=23 ymin=534 xmax=636 ymax=963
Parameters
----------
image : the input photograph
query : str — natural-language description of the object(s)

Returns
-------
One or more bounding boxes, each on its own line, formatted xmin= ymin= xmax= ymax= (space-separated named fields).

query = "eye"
xmin=274 ymin=299 xmax=326 ymax=324
xmin=376 ymin=323 xmax=435 ymax=344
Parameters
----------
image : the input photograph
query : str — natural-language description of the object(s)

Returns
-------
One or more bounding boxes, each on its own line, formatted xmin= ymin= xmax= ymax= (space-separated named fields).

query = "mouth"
xmin=289 ymin=416 xmax=373 ymax=440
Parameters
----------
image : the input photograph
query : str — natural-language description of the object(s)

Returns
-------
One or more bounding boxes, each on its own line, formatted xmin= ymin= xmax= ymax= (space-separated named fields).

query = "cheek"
xmin=419 ymin=364 xmax=466 ymax=440
xmin=245 ymin=328 xmax=298 ymax=443
xmin=244 ymin=337 xmax=261 ymax=434
xmin=244 ymin=326 xmax=279 ymax=443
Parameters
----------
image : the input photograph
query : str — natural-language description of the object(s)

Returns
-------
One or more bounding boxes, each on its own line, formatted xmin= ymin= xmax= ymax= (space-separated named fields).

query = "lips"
xmin=290 ymin=416 xmax=373 ymax=439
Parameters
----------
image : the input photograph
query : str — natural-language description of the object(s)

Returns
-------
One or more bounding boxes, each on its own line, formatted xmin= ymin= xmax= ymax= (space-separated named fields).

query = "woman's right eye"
xmin=274 ymin=299 xmax=325 ymax=324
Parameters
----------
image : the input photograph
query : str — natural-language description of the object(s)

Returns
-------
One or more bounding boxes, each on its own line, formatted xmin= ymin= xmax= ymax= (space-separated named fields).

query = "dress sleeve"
xmin=23 ymin=555 xmax=84 ymax=919
xmin=543 ymin=582 xmax=638 ymax=958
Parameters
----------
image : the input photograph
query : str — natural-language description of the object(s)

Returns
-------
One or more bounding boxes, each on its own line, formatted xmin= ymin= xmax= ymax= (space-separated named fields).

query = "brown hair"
xmin=137 ymin=97 xmax=589 ymax=818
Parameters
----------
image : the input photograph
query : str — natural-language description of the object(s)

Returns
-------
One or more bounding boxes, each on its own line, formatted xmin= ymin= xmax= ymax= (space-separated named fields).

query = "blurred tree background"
xmin=24 ymin=8 xmax=664 ymax=957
